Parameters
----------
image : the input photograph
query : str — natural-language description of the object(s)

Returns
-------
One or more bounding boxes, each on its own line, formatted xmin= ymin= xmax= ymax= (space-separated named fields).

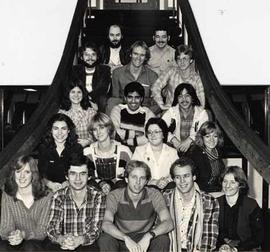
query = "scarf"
xmin=169 ymin=183 xmax=204 ymax=252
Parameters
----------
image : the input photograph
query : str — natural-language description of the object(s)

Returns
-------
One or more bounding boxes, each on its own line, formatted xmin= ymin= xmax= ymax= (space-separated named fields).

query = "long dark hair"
xmin=42 ymin=113 xmax=78 ymax=149
xmin=172 ymin=83 xmax=201 ymax=107
xmin=4 ymin=155 xmax=48 ymax=200
xmin=60 ymin=77 xmax=90 ymax=110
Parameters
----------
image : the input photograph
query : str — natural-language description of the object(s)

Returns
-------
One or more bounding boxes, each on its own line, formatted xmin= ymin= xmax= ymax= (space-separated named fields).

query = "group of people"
xmin=0 ymin=23 xmax=264 ymax=252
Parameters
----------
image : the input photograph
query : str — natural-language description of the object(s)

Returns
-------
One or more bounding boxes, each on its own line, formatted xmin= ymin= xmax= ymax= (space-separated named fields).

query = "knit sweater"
xmin=0 ymin=191 xmax=52 ymax=240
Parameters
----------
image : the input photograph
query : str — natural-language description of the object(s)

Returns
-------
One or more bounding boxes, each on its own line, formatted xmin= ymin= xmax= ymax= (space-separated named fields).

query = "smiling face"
xmin=125 ymin=91 xmax=143 ymax=111
xmin=67 ymin=164 xmax=89 ymax=191
xmin=51 ymin=120 xmax=69 ymax=145
xmin=131 ymin=46 xmax=146 ymax=68
xmin=69 ymin=86 xmax=83 ymax=105
xmin=127 ymin=167 xmax=148 ymax=195
xmin=173 ymin=165 xmax=195 ymax=196
xmin=176 ymin=52 xmax=192 ymax=71
xmin=153 ymin=30 xmax=169 ymax=49
xmin=222 ymin=173 xmax=240 ymax=198
xmin=178 ymin=88 xmax=192 ymax=110
xmin=15 ymin=163 xmax=32 ymax=189
xmin=147 ymin=124 xmax=164 ymax=146
xmin=203 ymin=130 xmax=219 ymax=150
xmin=82 ymin=47 xmax=98 ymax=67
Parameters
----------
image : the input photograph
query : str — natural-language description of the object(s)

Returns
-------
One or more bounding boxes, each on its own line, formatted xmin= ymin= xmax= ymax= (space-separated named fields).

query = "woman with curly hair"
xmin=37 ymin=113 xmax=83 ymax=192
xmin=187 ymin=121 xmax=225 ymax=195
xmin=59 ymin=77 xmax=96 ymax=147
xmin=0 ymin=155 xmax=51 ymax=248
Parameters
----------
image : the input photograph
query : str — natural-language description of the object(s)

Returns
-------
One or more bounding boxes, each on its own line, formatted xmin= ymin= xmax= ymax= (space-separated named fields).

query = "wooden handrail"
xmin=178 ymin=0 xmax=270 ymax=183
xmin=0 ymin=0 xmax=88 ymax=183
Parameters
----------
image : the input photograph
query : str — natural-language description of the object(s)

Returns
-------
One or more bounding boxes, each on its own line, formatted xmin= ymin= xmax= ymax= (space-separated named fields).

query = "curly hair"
xmin=195 ymin=121 xmax=224 ymax=148
xmin=128 ymin=41 xmax=151 ymax=64
xmin=221 ymin=166 xmax=249 ymax=195
xmin=42 ymin=113 xmax=78 ymax=149
xmin=60 ymin=76 xmax=91 ymax=110
xmin=88 ymin=112 xmax=115 ymax=141
xmin=79 ymin=41 xmax=100 ymax=63
xmin=175 ymin=44 xmax=193 ymax=61
xmin=145 ymin=117 xmax=168 ymax=143
xmin=172 ymin=83 xmax=201 ymax=107
xmin=4 ymin=155 xmax=48 ymax=200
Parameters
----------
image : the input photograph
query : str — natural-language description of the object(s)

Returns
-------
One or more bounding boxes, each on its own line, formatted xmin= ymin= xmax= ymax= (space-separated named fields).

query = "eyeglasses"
xmin=147 ymin=130 xmax=162 ymax=136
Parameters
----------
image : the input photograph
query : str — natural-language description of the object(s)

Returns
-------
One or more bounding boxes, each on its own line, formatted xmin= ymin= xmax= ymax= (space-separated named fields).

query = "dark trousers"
xmin=98 ymin=232 xmax=170 ymax=252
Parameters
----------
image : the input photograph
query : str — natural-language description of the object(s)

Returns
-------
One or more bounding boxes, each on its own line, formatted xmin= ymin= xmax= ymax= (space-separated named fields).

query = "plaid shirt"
xmin=163 ymin=184 xmax=219 ymax=251
xmin=151 ymin=66 xmax=205 ymax=108
xmin=59 ymin=107 xmax=96 ymax=144
xmin=47 ymin=186 xmax=106 ymax=245
xmin=180 ymin=107 xmax=195 ymax=141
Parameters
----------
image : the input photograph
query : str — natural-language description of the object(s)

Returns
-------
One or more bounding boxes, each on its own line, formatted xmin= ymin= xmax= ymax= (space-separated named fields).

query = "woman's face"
xmin=176 ymin=52 xmax=192 ymax=71
xmin=69 ymin=86 xmax=83 ymax=105
xmin=222 ymin=173 xmax=240 ymax=197
xmin=147 ymin=124 xmax=164 ymax=146
xmin=15 ymin=163 xmax=32 ymax=189
xmin=92 ymin=123 xmax=110 ymax=143
xmin=203 ymin=130 xmax=219 ymax=150
xmin=51 ymin=120 xmax=69 ymax=145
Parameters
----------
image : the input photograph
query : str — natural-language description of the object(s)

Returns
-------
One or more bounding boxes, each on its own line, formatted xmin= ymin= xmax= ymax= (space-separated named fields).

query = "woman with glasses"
xmin=217 ymin=166 xmax=263 ymax=251
xmin=151 ymin=44 xmax=205 ymax=111
xmin=59 ymin=76 xmax=96 ymax=147
xmin=132 ymin=117 xmax=178 ymax=190
xmin=84 ymin=112 xmax=132 ymax=195
xmin=0 ymin=155 xmax=51 ymax=249
xmin=187 ymin=121 xmax=225 ymax=195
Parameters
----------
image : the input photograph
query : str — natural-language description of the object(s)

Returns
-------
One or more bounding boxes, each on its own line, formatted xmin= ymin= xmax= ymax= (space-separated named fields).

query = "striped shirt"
xmin=47 ymin=186 xmax=106 ymax=245
xmin=106 ymin=187 xmax=167 ymax=234
xmin=0 ymin=192 xmax=51 ymax=240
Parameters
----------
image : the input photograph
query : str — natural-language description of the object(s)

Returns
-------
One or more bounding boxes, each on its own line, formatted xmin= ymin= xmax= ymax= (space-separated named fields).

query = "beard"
xmin=83 ymin=60 xmax=98 ymax=68
xmin=108 ymin=39 xmax=122 ymax=49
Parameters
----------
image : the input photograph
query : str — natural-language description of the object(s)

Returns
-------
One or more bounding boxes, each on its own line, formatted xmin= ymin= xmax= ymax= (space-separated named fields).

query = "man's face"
xmin=176 ymin=52 xmax=192 ymax=71
xmin=178 ymin=88 xmax=193 ymax=111
xmin=130 ymin=46 xmax=146 ymax=68
xmin=82 ymin=47 xmax=97 ymax=68
xmin=127 ymin=167 xmax=148 ymax=195
xmin=67 ymin=164 xmax=89 ymax=191
xmin=108 ymin=26 xmax=122 ymax=48
xmin=125 ymin=91 xmax=143 ymax=111
xmin=173 ymin=165 xmax=195 ymax=195
xmin=51 ymin=121 xmax=69 ymax=145
xmin=153 ymin=30 xmax=169 ymax=49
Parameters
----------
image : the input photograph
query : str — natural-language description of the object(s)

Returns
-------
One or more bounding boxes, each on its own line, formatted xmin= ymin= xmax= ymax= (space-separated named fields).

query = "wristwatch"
xmin=149 ymin=231 xmax=156 ymax=239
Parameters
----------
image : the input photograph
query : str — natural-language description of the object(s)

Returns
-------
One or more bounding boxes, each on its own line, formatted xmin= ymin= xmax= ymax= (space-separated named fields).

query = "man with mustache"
xmin=148 ymin=26 xmax=176 ymax=76
xmin=99 ymin=24 xmax=129 ymax=72
xmin=72 ymin=42 xmax=111 ymax=112
xmin=98 ymin=160 xmax=173 ymax=252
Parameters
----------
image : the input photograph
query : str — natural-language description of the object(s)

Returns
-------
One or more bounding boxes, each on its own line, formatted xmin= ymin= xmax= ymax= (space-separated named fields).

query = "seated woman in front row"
xmin=0 ymin=155 xmax=51 ymax=249
xmin=38 ymin=113 xmax=83 ymax=192
xmin=217 ymin=166 xmax=264 ymax=251
xmin=84 ymin=112 xmax=132 ymax=195
xmin=132 ymin=117 xmax=178 ymax=190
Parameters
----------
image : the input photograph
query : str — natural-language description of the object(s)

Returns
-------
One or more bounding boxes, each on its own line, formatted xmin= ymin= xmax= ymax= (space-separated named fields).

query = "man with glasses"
xmin=47 ymin=154 xmax=106 ymax=251
xmin=151 ymin=44 xmax=205 ymax=112
xmin=110 ymin=81 xmax=155 ymax=151
xmin=163 ymin=157 xmax=219 ymax=252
